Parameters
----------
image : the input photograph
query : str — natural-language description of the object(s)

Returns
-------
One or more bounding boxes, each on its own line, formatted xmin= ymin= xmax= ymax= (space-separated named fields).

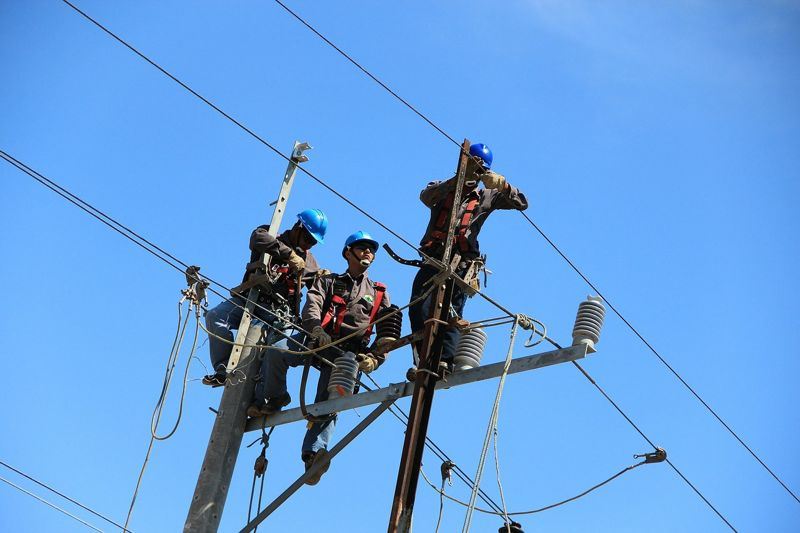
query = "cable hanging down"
xmin=421 ymin=449 xmax=665 ymax=518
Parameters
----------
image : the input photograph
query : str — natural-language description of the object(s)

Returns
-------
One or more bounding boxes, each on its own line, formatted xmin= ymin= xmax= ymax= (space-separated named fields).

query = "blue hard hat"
xmin=296 ymin=209 xmax=328 ymax=244
xmin=342 ymin=230 xmax=379 ymax=258
xmin=469 ymin=143 xmax=493 ymax=169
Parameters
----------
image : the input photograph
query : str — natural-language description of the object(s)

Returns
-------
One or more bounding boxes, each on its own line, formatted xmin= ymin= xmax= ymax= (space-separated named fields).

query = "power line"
xmin=521 ymin=212 xmax=800 ymax=505
xmin=59 ymin=0 xmax=520 ymax=328
xmin=44 ymin=0 xmax=780 ymax=525
xmin=5 ymin=150 xmax=734 ymax=530
xmin=0 ymin=460 xmax=128 ymax=531
xmin=0 ymin=474 xmax=104 ymax=532
xmin=2 ymin=148 xmax=510 ymax=525
xmin=269 ymin=0 xmax=799 ymax=506
xmin=566 ymin=350 xmax=737 ymax=531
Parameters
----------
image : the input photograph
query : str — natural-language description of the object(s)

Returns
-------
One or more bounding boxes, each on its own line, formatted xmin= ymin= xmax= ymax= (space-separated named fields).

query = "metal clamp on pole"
xmin=181 ymin=265 xmax=210 ymax=311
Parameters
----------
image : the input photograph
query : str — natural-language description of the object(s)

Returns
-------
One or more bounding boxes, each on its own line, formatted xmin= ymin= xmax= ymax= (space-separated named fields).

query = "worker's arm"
xmin=490 ymin=181 xmax=529 ymax=211
xmin=301 ymin=275 xmax=328 ymax=332
xmin=249 ymin=225 xmax=294 ymax=261
xmin=419 ymin=176 xmax=457 ymax=207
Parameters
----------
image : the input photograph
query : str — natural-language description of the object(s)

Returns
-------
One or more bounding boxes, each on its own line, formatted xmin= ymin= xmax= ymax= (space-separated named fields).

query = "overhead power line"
xmin=0 ymin=460 xmax=128 ymax=531
xmin=0 ymin=474 xmax=104 ymax=532
xmin=2 ymin=148 xmax=509 ymax=526
xmin=268 ymin=0 xmax=800 ymax=506
xmin=4 ymin=146 xmax=734 ymax=529
xmin=51 ymin=2 xmax=746 ymax=527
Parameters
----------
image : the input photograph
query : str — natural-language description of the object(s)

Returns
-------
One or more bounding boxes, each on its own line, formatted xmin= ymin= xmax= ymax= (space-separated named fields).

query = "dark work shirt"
xmin=240 ymin=225 xmax=319 ymax=302
xmin=302 ymin=271 xmax=391 ymax=342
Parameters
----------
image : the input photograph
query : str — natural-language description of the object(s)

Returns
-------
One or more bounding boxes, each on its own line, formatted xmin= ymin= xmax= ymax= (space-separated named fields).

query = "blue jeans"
xmin=408 ymin=266 xmax=469 ymax=363
xmin=205 ymin=297 xmax=302 ymax=394
xmin=262 ymin=345 xmax=338 ymax=456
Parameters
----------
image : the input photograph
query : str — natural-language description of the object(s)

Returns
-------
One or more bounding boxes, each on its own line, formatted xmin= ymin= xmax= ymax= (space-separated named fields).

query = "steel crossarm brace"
xmin=244 ymin=344 xmax=588 ymax=432
xmin=239 ymin=400 xmax=395 ymax=532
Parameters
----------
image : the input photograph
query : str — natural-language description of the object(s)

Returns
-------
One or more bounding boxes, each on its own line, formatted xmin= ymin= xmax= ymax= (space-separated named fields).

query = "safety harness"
xmin=422 ymin=189 xmax=480 ymax=255
xmin=320 ymin=276 xmax=386 ymax=344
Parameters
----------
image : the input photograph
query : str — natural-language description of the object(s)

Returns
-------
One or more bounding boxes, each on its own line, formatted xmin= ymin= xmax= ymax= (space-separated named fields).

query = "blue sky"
xmin=1 ymin=1 xmax=799 ymax=531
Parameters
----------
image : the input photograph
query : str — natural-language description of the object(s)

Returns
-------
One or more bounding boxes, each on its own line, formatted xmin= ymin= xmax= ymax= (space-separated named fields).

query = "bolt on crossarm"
xmin=388 ymin=139 xmax=471 ymax=532
xmin=183 ymin=141 xmax=311 ymax=533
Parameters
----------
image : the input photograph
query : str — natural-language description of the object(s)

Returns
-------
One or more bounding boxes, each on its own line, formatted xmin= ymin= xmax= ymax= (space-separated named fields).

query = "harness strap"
xmin=363 ymin=282 xmax=386 ymax=341
xmin=423 ymin=191 xmax=479 ymax=253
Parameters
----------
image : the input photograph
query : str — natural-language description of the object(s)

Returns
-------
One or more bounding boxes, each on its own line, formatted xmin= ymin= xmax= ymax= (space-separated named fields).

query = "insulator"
xmin=453 ymin=328 xmax=487 ymax=371
xmin=327 ymin=351 xmax=359 ymax=397
xmin=572 ymin=295 xmax=605 ymax=353
xmin=375 ymin=304 xmax=402 ymax=342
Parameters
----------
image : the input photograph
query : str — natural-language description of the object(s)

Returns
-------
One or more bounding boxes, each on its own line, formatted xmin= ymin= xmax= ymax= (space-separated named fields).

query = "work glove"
xmin=481 ymin=171 xmax=506 ymax=190
xmin=286 ymin=250 xmax=306 ymax=273
xmin=316 ymin=268 xmax=332 ymax=278
xmin=310 ymin=326 xmax=332 ymax=348
xmin=357 ymin=353 xmax=379 ymax=373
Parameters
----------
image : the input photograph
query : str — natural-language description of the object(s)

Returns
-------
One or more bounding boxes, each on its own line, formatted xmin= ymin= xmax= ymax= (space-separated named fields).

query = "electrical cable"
xmin=462 ymin=319 xmax=519 ymax=532
xmin=0 ymin=460 xmax=128 ymax=531
xmin=268 ymin=0 xmax=799 ymax=506
xmin=362 ymin=374 xmax=507 ymax=516
xmin=17 ymin=5 xmax=769 ymax=527
xmin=522 ymin=213 xmax=800 ymax=505
xmin=421 ymin=459 xmax=646 ymax=517
xmin=541 ymin=338 xmax=737 ymax=532
xmin=0 ymin=474 xmax=104 ymax=532
xmin=58 ymin=0 xmax=519 ymax=327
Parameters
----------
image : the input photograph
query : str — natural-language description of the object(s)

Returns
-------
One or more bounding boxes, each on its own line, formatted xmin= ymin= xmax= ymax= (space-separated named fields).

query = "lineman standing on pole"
xmin=201 ymin=209 xmax=328 ymax=390
xmin=409 ymin=143 xmax=528 ymax=371
xmin=260 ymin=231 xmax=394 ymax=485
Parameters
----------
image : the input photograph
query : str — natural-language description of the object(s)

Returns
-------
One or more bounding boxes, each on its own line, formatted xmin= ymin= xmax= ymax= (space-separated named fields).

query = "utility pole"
xmin=388 ymin=139 xmax=471 ymax=532
xmin=184 ymin=141 xmax=311 ymax=533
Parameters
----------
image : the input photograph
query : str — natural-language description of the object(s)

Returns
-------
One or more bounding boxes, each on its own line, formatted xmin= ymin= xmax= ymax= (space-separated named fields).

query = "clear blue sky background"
xmin=1 ymin=1 xmax=799 ymax=531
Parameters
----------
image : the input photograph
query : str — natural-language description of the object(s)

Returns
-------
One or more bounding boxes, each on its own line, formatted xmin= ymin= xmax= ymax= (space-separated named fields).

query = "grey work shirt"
xmin=237 ymin=225 xmax=319 ymax=303
xmin=302 ymin=271 xmax=391 ymax=344
xmin=419 ymin=176 xmax=528 ymax=259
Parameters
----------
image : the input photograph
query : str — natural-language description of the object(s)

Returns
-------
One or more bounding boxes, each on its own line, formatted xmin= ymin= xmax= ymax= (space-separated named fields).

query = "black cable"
xmin=272 ymin=0 xmax=460 ymax=148
xmin=270 ymin=0 xmax=799 ymax=507
xmin=361 ymin=375 xmax=506 ymax=515
xmin=0 ymin=150 xmax=186 ymax=276
xmin=538 ymin=337 xmax=736 ymax=531
xmin=49 ymin=1 xmax=788 ymax=522
xmin=522 ymin=213 xmax=799 ymax=505
xmin=0 ymin=460 xmax=129 ymax=531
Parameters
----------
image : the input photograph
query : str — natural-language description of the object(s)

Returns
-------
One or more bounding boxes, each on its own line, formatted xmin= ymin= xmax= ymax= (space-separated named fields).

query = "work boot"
xmin=247 ymin=392 xmax=291 ymax=418
xmin=201 ymin=371 xmax=226 ymax=388
xmin=302 ymin=449 xmax=330 ymax=485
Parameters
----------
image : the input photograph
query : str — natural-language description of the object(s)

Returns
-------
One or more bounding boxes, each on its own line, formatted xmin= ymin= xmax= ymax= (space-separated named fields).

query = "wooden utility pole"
xmin=183 ymin=141 xmax=311 ymax=533
xmin=388 ymin=139 xmax=471 ymax=532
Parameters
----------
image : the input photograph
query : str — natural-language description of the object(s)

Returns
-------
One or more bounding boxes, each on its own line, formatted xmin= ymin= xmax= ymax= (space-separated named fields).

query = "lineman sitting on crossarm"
xmin=409 ymin=143 xmax=528 ymax=372
xmin=256 ymin=231 xmax=395 ymax=485
xmin=201 ymin=209 xmax=328 ymax=390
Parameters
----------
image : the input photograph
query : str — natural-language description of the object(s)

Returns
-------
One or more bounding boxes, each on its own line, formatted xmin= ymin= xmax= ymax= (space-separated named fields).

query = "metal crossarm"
xmin=245 ymin=344 xmax=588 ymax=433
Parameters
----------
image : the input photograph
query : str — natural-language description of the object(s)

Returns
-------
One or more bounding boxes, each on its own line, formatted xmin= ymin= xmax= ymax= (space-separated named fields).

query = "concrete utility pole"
xmin=184 ymin=141 xmax=311 ymax=533
xmin=388 ymin=139 xmax=471 ymax=532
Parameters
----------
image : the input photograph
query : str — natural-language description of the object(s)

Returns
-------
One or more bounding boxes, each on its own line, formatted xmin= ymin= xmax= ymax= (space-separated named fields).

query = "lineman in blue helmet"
xmin=258 ymin=230 xmax=395 ymax=485
xmin=409 ymin=143 xmax=528 ymax=372
xmin=202 ymin=209 xmax=328 ymax=391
